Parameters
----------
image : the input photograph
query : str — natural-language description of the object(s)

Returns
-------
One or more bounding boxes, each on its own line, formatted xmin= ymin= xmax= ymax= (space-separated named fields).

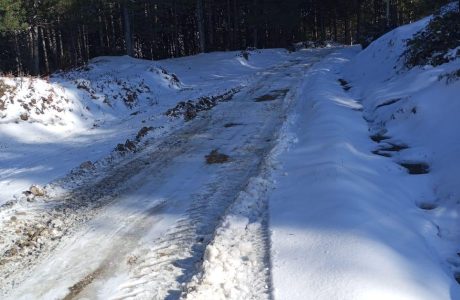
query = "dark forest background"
xmin=0 ymin=0 xmax=451 ymax=75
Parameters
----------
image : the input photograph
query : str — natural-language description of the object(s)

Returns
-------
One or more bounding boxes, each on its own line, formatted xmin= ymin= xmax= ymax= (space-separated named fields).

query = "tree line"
xmin=0 ymin=0 xmax=450 ymax=75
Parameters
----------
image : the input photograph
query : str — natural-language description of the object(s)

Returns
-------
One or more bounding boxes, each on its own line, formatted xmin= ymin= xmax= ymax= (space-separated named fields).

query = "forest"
xmin=0 ymin=0 xmax=451 ymax=75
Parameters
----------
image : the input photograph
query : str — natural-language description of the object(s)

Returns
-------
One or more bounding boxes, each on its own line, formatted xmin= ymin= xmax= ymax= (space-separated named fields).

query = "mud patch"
xmin=205 ymin=150 xmax=229 ymax=164
xmin=399 ymin=161 xmax=430 ymax=175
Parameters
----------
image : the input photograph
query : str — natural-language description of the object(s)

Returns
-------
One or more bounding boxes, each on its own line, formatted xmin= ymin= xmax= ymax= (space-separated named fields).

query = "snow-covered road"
xmin=2 ymin=26 xmax=459 ymax=299
xmin=0 ymin=50 xmax=328 ymax=299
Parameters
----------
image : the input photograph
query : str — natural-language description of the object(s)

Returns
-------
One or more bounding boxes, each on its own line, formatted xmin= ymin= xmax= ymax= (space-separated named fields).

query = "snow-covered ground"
xmin=268 ymin=7 xmax=460 ymax=300
xmin=1 ymin=6 xmax=460 ymax=299
xmin=0 ymin=49 xmax=288 ymax=206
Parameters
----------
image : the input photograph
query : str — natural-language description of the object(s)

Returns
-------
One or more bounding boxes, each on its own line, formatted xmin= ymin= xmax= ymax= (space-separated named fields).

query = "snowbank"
xmin=344 ymin=3 xmax=460 ymax=289
xmin=270 ymin=46 xmax=460 ymax=299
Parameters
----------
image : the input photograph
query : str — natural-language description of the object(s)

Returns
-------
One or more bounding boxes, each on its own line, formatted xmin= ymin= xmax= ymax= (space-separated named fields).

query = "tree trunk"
xmin=123 ymin=2 xmax=134 ymax=57
xmin=40 ymin=26 xmax=50 ymax=74
xmin=386 ymin=0 xmax=390 ymax=28
xmin=196 ymin=0 xmax=206 ymax=52
xmin=32 ymin=25 xmax=40 ymax=75
xmin=252 ymin=0 xmax=258 ymax=48
xmin=356 ymin=0 xmax=362 ymax=42
xmin=31 ymin=0 xmax=40 ymax=75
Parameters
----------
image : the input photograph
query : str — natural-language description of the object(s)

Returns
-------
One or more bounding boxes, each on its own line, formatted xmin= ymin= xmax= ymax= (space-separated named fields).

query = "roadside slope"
xmin=269 ymin=47 xmax=460 ymax=299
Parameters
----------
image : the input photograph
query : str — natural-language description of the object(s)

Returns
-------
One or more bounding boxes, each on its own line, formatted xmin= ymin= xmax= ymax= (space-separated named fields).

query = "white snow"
xmin=270 ymin=8 xmax=460 ymax=300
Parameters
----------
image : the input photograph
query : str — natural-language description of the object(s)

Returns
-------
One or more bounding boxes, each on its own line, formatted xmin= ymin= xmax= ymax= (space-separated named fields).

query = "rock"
xmin=79 ymin=161 xmax=94 ymax=170
xmin=125 ymin=139 xmax=136 ymax=151
xmin=136 ymin=126 xmax=153 ymax=140
xmin=184 ymin=107 xmax=197 ymax=121
xmin=29 ymin=185 xmax=45 ymax=197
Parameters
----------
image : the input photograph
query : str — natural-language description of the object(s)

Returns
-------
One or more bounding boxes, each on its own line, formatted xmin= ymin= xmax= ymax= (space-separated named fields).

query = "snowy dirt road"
xmin=0 ymin=50 xmax=328 ymax=300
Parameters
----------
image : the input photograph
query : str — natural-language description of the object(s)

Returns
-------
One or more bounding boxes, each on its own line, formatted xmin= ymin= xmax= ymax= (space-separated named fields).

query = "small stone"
xmin=29 ymin=185 xmax=45 ymax=197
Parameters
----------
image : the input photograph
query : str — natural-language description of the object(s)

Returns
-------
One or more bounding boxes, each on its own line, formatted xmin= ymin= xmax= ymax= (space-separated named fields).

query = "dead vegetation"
xmin=205 ymin=149 xmax=229 ymax=164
